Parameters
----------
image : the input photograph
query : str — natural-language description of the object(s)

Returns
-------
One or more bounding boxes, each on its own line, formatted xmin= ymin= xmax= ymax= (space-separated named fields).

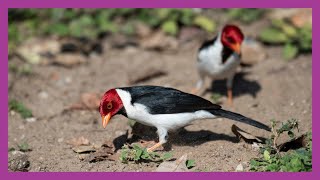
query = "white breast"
xmin=197 ymin=34 xmax=240 ymax=79
xmin=115 ymin=89 xmax=217 ymax=131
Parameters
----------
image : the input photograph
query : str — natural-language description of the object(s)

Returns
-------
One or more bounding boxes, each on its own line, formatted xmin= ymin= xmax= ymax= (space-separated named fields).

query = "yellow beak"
xmin=102 ymin=113 xmax=111 ymax=129
xmin=231 ymin=43 xmax=241 ymax=55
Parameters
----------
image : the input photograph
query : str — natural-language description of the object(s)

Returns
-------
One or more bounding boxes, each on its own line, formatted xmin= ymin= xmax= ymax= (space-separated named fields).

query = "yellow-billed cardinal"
xmin=99 ymin=85 xmax=270 ymax=152
xmin=192 ymin=24 xmax=244 ymax=106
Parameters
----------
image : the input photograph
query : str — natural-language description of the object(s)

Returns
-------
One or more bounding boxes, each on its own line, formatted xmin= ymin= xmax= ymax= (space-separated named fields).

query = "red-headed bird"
xmin=192 ymin=24 xmax=244 ymax=106
xmin=100 ymin=86 xmax=270 ymax=152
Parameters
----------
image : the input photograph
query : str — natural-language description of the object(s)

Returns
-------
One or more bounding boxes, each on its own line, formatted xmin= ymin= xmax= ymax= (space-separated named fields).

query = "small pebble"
xmin=26 ymin=117 xmax=36 ymax=123
xmin=235 ymin=163 xmax=244 ymax=172
xmin=58 ymin=138 xmax=64 ymax=143
xmin=38 ymin=91 xmax=48 ymax=99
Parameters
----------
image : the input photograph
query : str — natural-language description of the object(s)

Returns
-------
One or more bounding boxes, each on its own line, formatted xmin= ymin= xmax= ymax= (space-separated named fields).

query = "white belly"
xmin=115 ymin=89 xmax=217 ymax=131
xmin=198 ymin=50 xmax=240 ymax=79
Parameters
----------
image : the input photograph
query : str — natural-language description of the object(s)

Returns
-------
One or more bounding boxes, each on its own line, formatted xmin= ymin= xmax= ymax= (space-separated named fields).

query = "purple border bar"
xmin=1 ymin=0 xmax=318 ymax=179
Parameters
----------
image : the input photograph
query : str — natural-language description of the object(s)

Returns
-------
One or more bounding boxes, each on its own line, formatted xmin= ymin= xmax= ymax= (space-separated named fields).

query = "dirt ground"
xmin=8 ymin=22 xmax=312 ymax=171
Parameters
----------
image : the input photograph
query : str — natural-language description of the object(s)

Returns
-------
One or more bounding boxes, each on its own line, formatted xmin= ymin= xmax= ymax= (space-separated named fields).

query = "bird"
xmin=192 ymin=24 xmax=244 ymax=106
xmin=99 ymin=85 xmax=270 ymax=152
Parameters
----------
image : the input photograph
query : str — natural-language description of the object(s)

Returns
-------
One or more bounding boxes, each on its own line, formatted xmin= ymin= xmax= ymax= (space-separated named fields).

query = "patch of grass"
xmin=250 ymin=119 xmax=312 ymax=172
xmin=120 ymin=144 xmax=172 ymax=164
xmin=186 ymin=159 xmax=196 ymax=169
xmin=9 ymin=99 xmax=33 ymax=119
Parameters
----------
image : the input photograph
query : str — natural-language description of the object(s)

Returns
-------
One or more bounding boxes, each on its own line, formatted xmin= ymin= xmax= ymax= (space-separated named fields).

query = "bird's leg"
xmin=191 ymin=73 xmax=205 ymax=95
xmin=226 ymin=76 xmax=234 ymax=106
xmin=147 ymin=128 xmax=168 ymax=152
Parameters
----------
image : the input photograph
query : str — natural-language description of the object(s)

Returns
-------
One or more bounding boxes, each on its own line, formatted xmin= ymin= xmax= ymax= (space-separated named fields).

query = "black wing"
xmin=119 ymin=86 xmax=221 ymax=114
xmin=198 ymin=36 xmax=217 ymax=52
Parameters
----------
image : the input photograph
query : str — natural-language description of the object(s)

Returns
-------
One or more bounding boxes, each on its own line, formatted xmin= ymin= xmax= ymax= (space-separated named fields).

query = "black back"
xmin=119 ymin=86 xmax=221 ymax=115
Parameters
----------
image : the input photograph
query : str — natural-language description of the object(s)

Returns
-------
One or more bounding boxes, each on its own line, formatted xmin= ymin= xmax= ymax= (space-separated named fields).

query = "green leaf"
xmin=18 ymin=142 xmax=30 ymax=152
xmin=263 ymin=150 xmax=270 ymax=161
xmin=186 ymin=159 xmax=196 ymax=169
xmin=259 ymin=28 xmax=288 ymax=44
xmin=161 ymin=20 xmax=178 ymax=36
xmin=161 ymin=152 xmax=172 ymax=161
xmin=283 ymin=43 xmax=299 ymax=60
xmin=271 ymin=19 xmax=298 ymax=38
xmin=134 ymin=149 xmax=143 ymax=161
xmin=193 ymin=15 xmax=216 ymax=33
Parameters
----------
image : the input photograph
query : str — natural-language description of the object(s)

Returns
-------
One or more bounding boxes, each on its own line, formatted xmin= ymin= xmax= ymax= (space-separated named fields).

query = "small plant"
xmin=9 ymin=99 xmax=33 ymax=119
xmin=120 ymin=144 xmax=172 ymax=164
xmin=17 ymin=142 xmax=32 ymax=152
xmin=186 ymin=159 xmax=196 ymax=169
xmin=250 ymin=119 xmax=312 ymax=172
xmin=259 ymin=19 xmax=312 ymax=60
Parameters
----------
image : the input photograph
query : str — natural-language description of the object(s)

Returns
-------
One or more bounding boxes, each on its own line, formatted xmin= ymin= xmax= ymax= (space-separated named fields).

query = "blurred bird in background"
xmin=192 ymin=24 xmax=244 ymax=106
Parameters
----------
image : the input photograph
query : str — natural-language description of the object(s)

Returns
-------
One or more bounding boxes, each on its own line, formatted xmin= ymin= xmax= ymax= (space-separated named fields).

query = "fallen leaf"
xmin=231 ymin=124 xmax=264 ymax=143
xmin=72 ymin=145 xmax=96 ymax=154
xmin=53 ymin=54 xmax=86 ymax=67
xmin=84 ymin=144 xmax=117 ymax=163
xmin=155 ymin=153 xmax=189 ymax=172
xmin=67 ymin=136 xmax=90 ymax=146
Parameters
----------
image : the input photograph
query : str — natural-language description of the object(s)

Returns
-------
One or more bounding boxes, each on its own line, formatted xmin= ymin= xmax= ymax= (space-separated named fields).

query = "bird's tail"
xmin=209 ymin=109 xmax=271 ymax=132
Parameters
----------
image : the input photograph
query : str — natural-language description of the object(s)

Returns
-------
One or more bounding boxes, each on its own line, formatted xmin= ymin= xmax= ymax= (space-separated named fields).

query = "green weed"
xmin=9 ymin=99 xmax=33 ymax=119
xmin=250 ymin=119 xmax=312 ymax=172
xmin=120 ymin=144 xmax=172 ymax=164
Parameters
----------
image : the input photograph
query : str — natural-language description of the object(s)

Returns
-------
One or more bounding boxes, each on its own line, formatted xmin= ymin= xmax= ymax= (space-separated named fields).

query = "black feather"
xmin=209 ymin=109 xmax=271 ymax=131
xmin=119 ymin=86 xmax=221 ymax=114
xmin=198 ymin=36 xmax=217 ymax=52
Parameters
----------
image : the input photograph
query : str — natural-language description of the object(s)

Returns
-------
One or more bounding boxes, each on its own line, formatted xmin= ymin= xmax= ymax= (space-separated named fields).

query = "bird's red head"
xmin=221 ymin=25 xmax=244 ymax=54
xmin=99 ymin=89 xmax=123 ymax=128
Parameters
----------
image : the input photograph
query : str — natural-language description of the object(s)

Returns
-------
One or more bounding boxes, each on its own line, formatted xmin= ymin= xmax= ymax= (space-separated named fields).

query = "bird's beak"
xmin=102 ymin=113 xmax=111 ymax=129
xmin=231 ymin=43 xmax=241 ymax=55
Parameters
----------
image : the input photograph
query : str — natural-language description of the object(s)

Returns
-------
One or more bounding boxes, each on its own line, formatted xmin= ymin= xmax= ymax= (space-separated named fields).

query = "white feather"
xmin=115 ymin=89 xmax=216 ymax=131
xmin=197 ymin=32 xmax=240 ymax=80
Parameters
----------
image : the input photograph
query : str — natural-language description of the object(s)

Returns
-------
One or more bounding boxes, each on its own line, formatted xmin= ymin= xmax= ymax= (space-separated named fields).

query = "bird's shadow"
xmin=112 ymin=122 xmax=240 ymax=152
xmin=204 ymin=71 xmax=261 ymax=98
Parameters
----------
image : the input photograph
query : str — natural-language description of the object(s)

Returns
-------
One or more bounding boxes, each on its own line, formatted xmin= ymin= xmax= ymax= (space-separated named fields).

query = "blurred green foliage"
xmin=9 ymin=99 xmax=33 ymax=119
xmin=8 ymin=8 xmax=217 ymax=54
xmin=227 ymin=9 xmax=266 ymax=24
xmin=259 ymin=19 xmax=312 ymax=60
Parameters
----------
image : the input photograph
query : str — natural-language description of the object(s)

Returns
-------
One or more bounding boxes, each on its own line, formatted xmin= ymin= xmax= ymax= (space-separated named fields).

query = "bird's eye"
xmin=227 ymin=37 xmax=234 ymax=43
xmin=107 ymin=102 xmax=112 ymax=109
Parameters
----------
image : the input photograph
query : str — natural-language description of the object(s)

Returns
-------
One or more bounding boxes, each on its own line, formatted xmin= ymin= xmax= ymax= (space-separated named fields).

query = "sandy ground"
xmin=8 ymin=23 xmax=312 ymax=171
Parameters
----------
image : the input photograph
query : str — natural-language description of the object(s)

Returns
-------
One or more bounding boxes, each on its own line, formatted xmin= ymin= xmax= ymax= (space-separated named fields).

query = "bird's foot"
xmin=147 ymin=142 xmax=163 ymax=153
